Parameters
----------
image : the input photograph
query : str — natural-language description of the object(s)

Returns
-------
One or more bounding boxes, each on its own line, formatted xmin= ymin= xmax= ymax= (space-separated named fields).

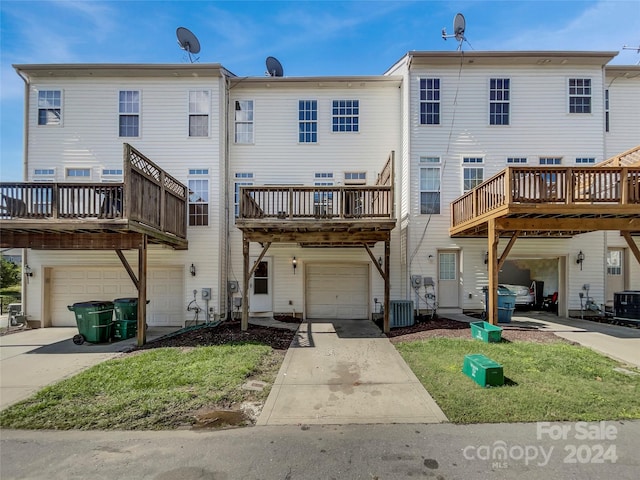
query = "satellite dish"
xmin=176 ymin=27 xmax=201 ymax=62
xmin=265 ymin=56 xmax=284 ymax=77
xmin=441 ymin=13 xmax=467 ymax=50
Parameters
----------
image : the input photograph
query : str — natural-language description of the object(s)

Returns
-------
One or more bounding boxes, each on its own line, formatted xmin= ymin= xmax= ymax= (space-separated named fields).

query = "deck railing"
xmin=0 ymin=144 xmax=188 ymax=240
xmin=239 ymin=185 xmax=393 ymax=220
xmin=451 ymin=166 xmax=640 ymax=227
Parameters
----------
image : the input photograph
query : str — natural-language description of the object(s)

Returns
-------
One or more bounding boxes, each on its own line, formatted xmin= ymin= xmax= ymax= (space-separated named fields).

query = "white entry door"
xmin=250 ymin=257 xmax=272 ymax=313
xmin=438 ymin=251 xmax=460 ymax=308
xmin=606 ymin=248 xmax=625 ymax=304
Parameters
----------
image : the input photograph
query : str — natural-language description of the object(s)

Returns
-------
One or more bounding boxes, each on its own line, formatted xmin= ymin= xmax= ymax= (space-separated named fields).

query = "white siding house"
xmin=6 ymin=51 xmax=639 ymax=329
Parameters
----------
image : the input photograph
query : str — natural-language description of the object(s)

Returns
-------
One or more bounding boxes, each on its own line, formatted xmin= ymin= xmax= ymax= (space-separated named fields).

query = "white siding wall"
xmin=23 ymin=75 xmax=227 ymax=322
xmin=227 ymin=82 xmax=401 ymax=315
xmin=605 ymin=71 xmax=640 ymax=158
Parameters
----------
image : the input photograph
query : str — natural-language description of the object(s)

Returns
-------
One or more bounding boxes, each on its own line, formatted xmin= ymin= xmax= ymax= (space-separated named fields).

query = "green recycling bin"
xmin=482 ymin=286 xmax=517 ymax=323
xmin=113 ymin=298 xmax=149 ymax=340
xmin=67 ymin=301 xmax=114 ymax=345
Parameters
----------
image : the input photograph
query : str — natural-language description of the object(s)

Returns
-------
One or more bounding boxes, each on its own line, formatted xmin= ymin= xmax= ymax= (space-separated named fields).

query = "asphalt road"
xmin=2 ymin=421 xmax=639 ymax=479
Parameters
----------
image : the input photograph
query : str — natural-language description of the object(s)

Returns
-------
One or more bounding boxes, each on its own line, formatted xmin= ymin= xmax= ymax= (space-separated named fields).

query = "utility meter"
xmin=201 ymin=288 xmax=212 ymax=300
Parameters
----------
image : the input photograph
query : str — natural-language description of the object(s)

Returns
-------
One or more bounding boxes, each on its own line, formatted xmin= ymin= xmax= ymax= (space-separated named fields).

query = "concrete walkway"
xmin=258 ymin=318 xmax=448 ymax=425
xmin=0 ymin=326 xmax=176 ymax=410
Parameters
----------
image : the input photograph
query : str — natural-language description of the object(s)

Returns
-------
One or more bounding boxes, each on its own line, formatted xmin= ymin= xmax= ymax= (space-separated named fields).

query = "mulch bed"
xmin=135 ymin=320 xmax=297 ymax=351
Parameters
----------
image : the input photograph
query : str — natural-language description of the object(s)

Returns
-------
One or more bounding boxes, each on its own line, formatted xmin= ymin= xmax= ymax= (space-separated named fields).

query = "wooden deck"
xmin=450 ymin=166 xmax=640 ymax=237
xmin=0 ymin=144 xmax=188 ymax=250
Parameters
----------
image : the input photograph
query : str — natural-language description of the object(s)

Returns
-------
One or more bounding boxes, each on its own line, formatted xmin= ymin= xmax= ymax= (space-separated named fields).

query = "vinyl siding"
xmin=605 ymin=72 xmax=640 ymax=158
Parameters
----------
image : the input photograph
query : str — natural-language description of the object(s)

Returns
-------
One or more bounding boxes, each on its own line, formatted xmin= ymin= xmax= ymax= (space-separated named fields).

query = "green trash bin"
xmin=67 ymin=301 xmax=114 ymax=345
xmin=482 ymin=286 xmax=517 ymax=323
xmin=113 ymin=298 xmax=139 ymax=341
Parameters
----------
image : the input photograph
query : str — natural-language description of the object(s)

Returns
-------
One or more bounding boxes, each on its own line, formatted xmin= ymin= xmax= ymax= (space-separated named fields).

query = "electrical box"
xmin=233 ymin=297 xmax=242 ymax=308
xmin=228 ymin=281 xmax=239 ymax=293
xmin=201 ymin=288 xmax=211 ymax=300
xmin=423 ymin=276 xmax=435 ymax=287
xmin=411 ymin=275 xmax=422 ymax=288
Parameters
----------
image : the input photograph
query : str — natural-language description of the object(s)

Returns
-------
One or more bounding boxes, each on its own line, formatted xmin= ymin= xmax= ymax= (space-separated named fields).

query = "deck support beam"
xmin=136 ymin=234 xmax=147 ymax=347
xmin=497 ymin=231 xmax=520 ymax=271
xmin=383 ymin=239 xmax=390 ymax=333
xmin=487 ymin=219 xmax=499 ymax=325
xmin=115 ymin=249 xmax=139 ymax=290
xmin=622 ymin=231 xmax=640 ymax=266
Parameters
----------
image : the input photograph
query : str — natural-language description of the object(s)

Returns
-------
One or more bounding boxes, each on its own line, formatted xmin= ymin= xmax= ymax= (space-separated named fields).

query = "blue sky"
xmin=1 ymin=0 xmax=638 ymax=181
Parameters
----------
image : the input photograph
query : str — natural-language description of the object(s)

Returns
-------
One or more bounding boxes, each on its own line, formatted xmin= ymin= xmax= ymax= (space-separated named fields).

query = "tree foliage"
xmin=1 ymin=258 xmax=21 ymax=288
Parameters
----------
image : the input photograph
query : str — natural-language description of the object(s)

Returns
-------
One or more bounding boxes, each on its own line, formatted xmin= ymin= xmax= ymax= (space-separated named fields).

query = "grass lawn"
xmin=396 ymin=338 xmax=640 ymax=424
xmin=0 ymin=343 xmax=280 ymax=430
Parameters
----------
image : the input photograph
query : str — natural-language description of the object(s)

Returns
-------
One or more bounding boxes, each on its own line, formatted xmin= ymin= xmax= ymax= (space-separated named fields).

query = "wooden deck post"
xmin=487 ymin=219 xmax=499 ymax=325
xmin=242 ymin=236 xmax=250 ymax=331
xmin=383 ymin=238 xmax=390 ymax=334
xmin=622 ymin=231 xmax=640 ymax=266
xmin=136 ymin=234 xmax=147 ymax=347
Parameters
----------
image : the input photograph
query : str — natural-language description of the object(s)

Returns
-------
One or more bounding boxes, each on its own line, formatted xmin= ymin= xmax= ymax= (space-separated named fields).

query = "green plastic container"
xmin=113 ymin=319 xmax=137 ymax=340
xmin=470 ymin=321 xmax=503 ymax=343
xmin=67 ymin=301 xmax=114 ymax=344
xmin=114 ymin=298 xmax=139 ymax=321
xmin=463 ymin=354 xmax=504 ymax=387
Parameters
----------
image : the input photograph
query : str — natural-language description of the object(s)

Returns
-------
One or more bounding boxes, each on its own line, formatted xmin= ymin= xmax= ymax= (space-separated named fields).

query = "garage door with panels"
xmin=50 ymin=267 xmax=184 ymax=327
xmin=305 ymin=264 xmax=369 ymax=319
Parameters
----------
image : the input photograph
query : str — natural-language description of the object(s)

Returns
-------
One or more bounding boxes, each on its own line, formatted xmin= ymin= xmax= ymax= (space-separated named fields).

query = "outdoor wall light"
xmin=190 ymin=263 xmax=197 ymax=276
xmin=24 ymin=265 xmax=33 ymax=277
xmin=576 ymin=251 xmax=585 ymax=270
xmin=483 ymin=252 xmax=489 ymax=265
xmin=292 ymin=257 xmax=297 ymax=274
xmin=378 ymin=256 xmax=383 ymax=268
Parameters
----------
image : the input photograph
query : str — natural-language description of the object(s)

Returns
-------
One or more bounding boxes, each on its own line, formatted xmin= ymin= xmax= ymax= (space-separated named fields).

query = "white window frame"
xmin=188 ymin=90 xmax=210 ymax=137
xmin=419 ymin=157 xmax=441 ymax=214
xmin=344 ymin=172 xmax=366 ymax=185
xmin=539 ymin=157 xmax=562 ymax=165
xmin=462 ymin=157 xmax=484 ymax=192
xmin=575 ymin=157 xmax=596 ymax=164
xmin=489 ymin=78 xmax=510 ymax=126
xmin=118 ymin=90 xmax=140 ymax=137
xmin=506 ymin=157 xmax=527 ymax=164
xmin=314 ymin=172 xmax=334 ymax=215
xmin=37 ymin=90 xmax=62 ymax=126
xmin=568 ymin=78 xmax=591 ymax=114
xmin=331 ymin=100 xmax=359 ymax=133
xmin=419 ymin=78 xmax=440 ymax=125
xmin=33 ymin=168 xmax=56 ymax=183
xmin=234 ymin=172 xmax=254 ymax=217
xmin=66 ymin=168 xmax=92 ymax=180
xmin=298 ymin=100 xmax=318 ymax=143
xmin=234 ymin=100 xmax=254 ymax=144
xmin=188 ymin=171 xmax=210 ymax=227
xmin=101 ymin=169 xmax=123 ymax=183
xmin=607 ymin=250 xmax=622 ymax=276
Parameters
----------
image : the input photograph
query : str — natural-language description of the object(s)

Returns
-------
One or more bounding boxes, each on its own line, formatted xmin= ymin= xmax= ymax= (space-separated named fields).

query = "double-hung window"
xmin=419 ymin=157 xmax=441 ymax=214
xmin=119 ymin=90 xmax=140 ymax=137
xmin=569 ymin=78 xmax=591 ymax=113
xmin=234 ymin=173 xmax=254 ymax=218
xmin=234 ymin=100 xmax=254 ymax=143
xmin=37 ymin=90 xmax=62 ymax=125
xmin=332 ymin=100 xmax=359 ymax=132
xmin=188 ymin=91 xmax=210 ymax=137
xmin=419 ymin=78 xmax=440 ymax=125
xmin=299 ymin=100 xmax=317 ymax=143
xmin=462 ymin=157 xmax=484 ymax=192
xmin=489 ymin=78 xmax=510 ymax=125
xmin=188 ymin=169 xmax=209 ymax=226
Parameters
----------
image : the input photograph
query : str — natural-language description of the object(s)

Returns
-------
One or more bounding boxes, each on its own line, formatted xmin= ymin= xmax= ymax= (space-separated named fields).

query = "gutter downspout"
xmin=16 ymin=68 xmax=30 ymax=321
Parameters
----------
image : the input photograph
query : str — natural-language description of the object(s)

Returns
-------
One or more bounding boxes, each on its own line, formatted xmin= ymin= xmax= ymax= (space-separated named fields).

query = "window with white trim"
xmin=462 ymin=157 xmax=484 ymax=192
xmin=420 ymin=157 xmax=440 ymax=214
xmin=33 ymin=168 xmax=55 ymax=182
xmin=188 ymin=90 xmax=210 ymax=137
xmin=66 ymin=168 xmax=91 ymax=179
xmin=344 ymin=172 xmax=366 ymax=185
xmin=234 ymin=100 xmax=254 ymax=143
xmin=332 ymin=100 xmax=359 ymax=132
xmin=506 ymin=157 xmax=527 ymax=164
xmin=188 ymin=170 xmax=209 ymax=226
xmin=234 ymin=172 xmax=254 ymax=217
xmin=314 ymin=172 xmax=334 ymax=216
xmin=607 ymin=250 xmax=622 ymax=276
xmin=102 ymin=169 xmax=123 ymax=182
xmin=539 ymin=157 xmax=562 ymax=165
xmin=37 ymin=90 xmax=62 ymax=125
xmin=419 ymin=78 xmax=440 ymax=125
xmin=575 ymin=157 xmax=595 ymax=164
xmin=569 ymin=78 xmax=591 ymax=113
xmin=298 ymin=100 xmax=317 ymax=143
xmin=119 ymin=90 xmax=140 ymax=137
xmin=489 ymin=78 xmax=510 ymax=125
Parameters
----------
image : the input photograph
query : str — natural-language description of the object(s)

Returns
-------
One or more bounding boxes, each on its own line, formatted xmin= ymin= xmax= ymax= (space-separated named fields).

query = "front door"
xmin=250 ymin=257 xmax=272 ymax=312
xmin=606 ymin=248 xmax=625 ymax=305
xmin=438 ymin=251 xmax=460 ymax=308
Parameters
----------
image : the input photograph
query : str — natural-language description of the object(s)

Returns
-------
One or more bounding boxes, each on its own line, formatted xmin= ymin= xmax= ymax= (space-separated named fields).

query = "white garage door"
xmin=51 ymin=267 xmax=184 ymax=327
xmin=306 ymin=264 xmax=368 ymax=319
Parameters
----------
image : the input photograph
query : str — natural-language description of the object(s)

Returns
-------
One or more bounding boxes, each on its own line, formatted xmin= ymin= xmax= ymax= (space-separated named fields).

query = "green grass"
xmin=396 ymin=338 xmax=640 ymax=424
xmin=0 ymin=343 xmax=278 ymax=430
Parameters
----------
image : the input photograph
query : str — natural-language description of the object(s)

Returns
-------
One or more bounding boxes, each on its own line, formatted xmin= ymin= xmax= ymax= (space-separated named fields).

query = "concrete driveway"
xmin=258 ymin=318 xmax=448 ymax=425
xmin=0 ymin=326 xmax=176 ymax=410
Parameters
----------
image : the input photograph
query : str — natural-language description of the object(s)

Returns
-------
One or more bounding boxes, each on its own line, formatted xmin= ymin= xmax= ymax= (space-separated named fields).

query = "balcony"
xmin=236 ymin=155 xmax=395 ymax=246
xmin=0 ymin=144 xmax=188 ymax=250
xmin=450 ymin=166 xmax=640 ymax=238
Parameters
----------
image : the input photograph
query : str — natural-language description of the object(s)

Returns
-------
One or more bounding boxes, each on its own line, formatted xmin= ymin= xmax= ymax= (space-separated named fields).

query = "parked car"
xmin=500 ymin=283 xmax=535 ymax=308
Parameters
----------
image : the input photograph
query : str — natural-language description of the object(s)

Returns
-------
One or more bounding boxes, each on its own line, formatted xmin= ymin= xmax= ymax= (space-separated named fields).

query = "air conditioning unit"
xmin=390 ymin=300 xmax=414 ymax=328
xmin=614 ymin=291 xmax=640 ymax=323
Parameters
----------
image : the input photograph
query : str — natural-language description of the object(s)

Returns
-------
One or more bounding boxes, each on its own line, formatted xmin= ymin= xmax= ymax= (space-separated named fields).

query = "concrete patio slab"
xmin=257 ymin=319 xmax=448 ymax=425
